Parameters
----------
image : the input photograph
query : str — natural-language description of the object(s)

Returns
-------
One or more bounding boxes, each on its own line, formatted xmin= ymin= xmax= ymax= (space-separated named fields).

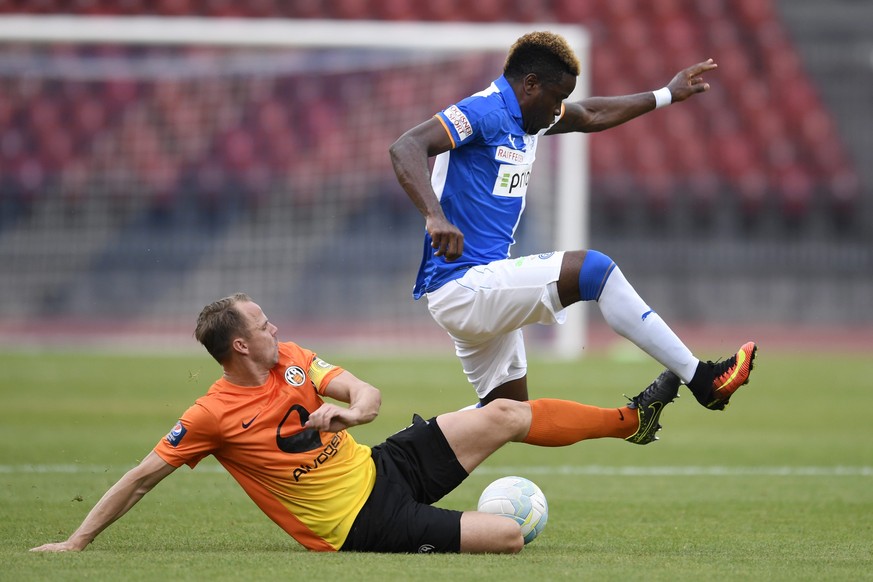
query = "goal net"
xmin=0 ymin=16 xmax=589 ymax=355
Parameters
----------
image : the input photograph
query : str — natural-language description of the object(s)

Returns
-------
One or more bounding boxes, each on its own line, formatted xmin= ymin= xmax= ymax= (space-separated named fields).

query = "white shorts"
xmin=425 ymin=252 xmax=567 ymax=398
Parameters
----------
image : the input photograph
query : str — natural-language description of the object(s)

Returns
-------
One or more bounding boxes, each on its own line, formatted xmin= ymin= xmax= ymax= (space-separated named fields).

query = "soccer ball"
xmin=477 ymin=476 xmax=548 ymax=544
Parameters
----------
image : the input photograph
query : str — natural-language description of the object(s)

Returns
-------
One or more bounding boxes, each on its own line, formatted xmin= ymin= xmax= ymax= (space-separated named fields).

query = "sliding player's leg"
xmin=437 ymin=369 xmax=681 ymax=476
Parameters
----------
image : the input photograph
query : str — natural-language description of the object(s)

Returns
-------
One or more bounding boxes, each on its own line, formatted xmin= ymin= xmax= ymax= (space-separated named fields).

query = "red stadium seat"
xmin=512 ymin=0 xmax=552 ymax=23
xmin=651 ymin=0 xmax=684 ymax=23
xmin=552 ymin=0 xmax=595 ymax=23
xmin=423 ymin=0 xmax=459 ymax=21
xmin=466 ymin=0 xmax=505 ymax=22
xmin=330 ymin=0 xmax=371 ymax=20
xmin=734 ymin=0 xmax=778 ymax=28
xmin=219 ymin=128 xmax=257 ymax=172
xmin=601 ymin=0 xmax=637 ymax=24
xmin=155 ymin=0 xmax=195 ymax=16
xmin=71 ymin=95 xmax=108 ymax=139
xmin=715 ymin=132 xmax=760 ymax=177
xmin=282 ymin=0 xmax=325 ymax=19
xmin=773 ymin=163 xmax=813 ymax=221
xmin=39 ymin=127 xmax=74 ymax=170
xmin=826 ymin=166 xmax=861 ymax=220
xmin=735 ymin=168 xmax=770 ymax=219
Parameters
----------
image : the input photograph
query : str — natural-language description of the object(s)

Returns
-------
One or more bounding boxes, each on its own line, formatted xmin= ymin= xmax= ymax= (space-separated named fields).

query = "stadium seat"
xmin=219 ymin=127 xmax=257 ymax=172
xmin=243 ymin=0 xmax=283 ymax=18
xmin=27 ymin=95 xmax=62 ymax=136
xmin=330 ymin=0 xmax=371 ymax=20
xmin=658 ymin=14 xmax=700 ymax=61
xmin=423 ymin=0 xmax=459 ymax=21
xmin=773 ymin=163 xmax=813 ymax=222
xmin=38 ymin=127 xmax=74 ymax=171
xmin=826 ymin=166 xmax=861 ymax=223
xmin=512 ymin=0 xmax=551 ymax=23
xmin=695 ymin=0 xmax=728 ymax=20
xmin=632 ymin=133 xmax=676 ymax=215
xmin=551 ymin=0 xmax=595 ymax=23
xmin=12 ymin=156 xmax=45 ymax=206
xmin=707 ymin=16 xmax=742 ymax=53
xmin=734 ymin=0 xmax=778 ymax=29
xmin=735 ymin=168 xmax=770 ymax=222
xmin=282 ymin=0 xmax=326 ymax=19
xmin=155 ymin=0 xmax=196 ymax=16
xmin=590 ymin=132 xmax=636 ymax=226
xmin=71 ymin=94 xmax=108 ymax=139
xmin=601 ymin=0 xmax=637 ymax=24
xmin=467 ymin=0 xmax=504 ymax=22
xmin=651 ymin=0 xmax=684 ymax=22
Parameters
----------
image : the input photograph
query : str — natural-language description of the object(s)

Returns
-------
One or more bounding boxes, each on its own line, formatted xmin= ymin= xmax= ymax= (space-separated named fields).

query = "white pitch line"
xmin=473 ymin=465 xmax=873 ymax=477
xmin=1 ymin=464 xmax=871 ymax=477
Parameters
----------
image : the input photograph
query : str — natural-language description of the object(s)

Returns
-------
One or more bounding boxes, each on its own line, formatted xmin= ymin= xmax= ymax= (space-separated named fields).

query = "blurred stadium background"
xmin=0 ymin=0 xmax=871 ymax=353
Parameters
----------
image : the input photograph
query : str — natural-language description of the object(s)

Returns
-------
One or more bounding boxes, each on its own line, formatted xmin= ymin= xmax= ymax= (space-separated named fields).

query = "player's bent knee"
xmin=502 ymin=532 xmax=525 ymax=554
xmin=481 ymin=399 xmax=531 ymax=440
xmin=578 ymin=249 xmax=617 ymax=301
xmin=493 ymin=518 xmax=525 ymax=554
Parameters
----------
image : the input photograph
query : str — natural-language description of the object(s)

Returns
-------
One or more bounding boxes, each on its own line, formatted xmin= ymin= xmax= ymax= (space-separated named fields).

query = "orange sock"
xmin=523 ymin=398 xmax=638 ymax=446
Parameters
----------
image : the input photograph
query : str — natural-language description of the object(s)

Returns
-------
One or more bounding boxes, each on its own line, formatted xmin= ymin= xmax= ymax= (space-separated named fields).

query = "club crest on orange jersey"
xmin=284 ymin=366 xmax=306 ymax=386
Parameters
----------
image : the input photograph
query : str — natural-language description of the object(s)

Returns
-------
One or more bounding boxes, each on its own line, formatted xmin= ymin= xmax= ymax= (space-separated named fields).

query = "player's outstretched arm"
xmin=546 ymin=58 xmax=718 ymax=135
xmin=390 ymin=117 xmax=465 ymax=261
xmin=30 ymin=451 xmax=176 ymax=552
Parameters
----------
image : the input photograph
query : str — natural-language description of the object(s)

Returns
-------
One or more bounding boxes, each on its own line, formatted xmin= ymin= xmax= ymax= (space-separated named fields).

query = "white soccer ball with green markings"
xmin=477 ymin=476 xmax=548 ymax=544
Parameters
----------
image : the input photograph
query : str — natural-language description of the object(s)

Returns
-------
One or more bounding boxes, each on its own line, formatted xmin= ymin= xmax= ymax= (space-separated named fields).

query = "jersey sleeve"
xmin=308 ymin=356 xmax=344 ymax=395
xmin=435 ymin=103 xmax=476 ymax=149
xmin=153 ymin=401 xmax=221 ymax=469
xmin=278 ymin=341 xmax=345 ymax=396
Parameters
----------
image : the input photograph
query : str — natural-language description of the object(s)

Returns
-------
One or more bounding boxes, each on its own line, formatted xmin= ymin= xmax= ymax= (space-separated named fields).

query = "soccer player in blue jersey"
xmin=390 ymin=31 xmax=756 ymax=410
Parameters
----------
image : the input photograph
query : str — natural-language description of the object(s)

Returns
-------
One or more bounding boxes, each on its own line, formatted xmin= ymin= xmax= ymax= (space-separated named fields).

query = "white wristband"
xmin=653 ymin=87 xmax=672 ymax=109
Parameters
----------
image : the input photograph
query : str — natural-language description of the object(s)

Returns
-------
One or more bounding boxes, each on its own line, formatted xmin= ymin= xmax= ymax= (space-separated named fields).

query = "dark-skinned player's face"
xmin=521 ymin=72 xmax=576 ymax=134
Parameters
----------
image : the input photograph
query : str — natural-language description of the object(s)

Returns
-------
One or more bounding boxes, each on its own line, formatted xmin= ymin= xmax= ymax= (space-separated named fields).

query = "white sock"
xmin=597 ymin=266 xmax=699 ymax=383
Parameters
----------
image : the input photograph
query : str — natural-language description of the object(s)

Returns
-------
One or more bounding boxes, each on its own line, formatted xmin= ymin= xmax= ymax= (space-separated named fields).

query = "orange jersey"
xmin=153 ymin=342 xmax=376 ymax=551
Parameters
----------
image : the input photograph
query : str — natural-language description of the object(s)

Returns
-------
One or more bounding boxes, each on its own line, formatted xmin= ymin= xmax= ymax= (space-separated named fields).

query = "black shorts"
xmin=340 ymin=414 xmax=469 ymax=553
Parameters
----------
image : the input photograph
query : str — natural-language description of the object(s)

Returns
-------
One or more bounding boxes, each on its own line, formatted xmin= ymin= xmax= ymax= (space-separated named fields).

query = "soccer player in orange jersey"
xmin=32 ymin=293 xmax=680 ymax=554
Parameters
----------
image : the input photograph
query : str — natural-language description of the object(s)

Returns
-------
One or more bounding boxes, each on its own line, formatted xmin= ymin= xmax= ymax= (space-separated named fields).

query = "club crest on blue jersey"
xmin=166 ymin=421 xmax=187 ymax=447
xmin=285 ymin=365 xmax=306 ymax=386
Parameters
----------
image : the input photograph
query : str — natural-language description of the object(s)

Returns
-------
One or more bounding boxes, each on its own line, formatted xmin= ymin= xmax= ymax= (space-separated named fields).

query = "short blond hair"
xmin=504 ymin=31 xmax=580 ymax=84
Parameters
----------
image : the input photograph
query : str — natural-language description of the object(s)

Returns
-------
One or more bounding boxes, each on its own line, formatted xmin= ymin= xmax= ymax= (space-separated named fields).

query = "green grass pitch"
xmin=2 ymin=347 xmax=872 ymax=581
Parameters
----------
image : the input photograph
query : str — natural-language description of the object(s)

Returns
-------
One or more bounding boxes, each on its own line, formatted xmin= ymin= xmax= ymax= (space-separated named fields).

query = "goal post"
xmin=0 ymin=15 xmax=589 ymax=357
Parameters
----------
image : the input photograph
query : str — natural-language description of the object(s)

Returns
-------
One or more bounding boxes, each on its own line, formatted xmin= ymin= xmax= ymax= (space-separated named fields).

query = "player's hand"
xmin=665 ymin=58 xmax=718 ymax=103
xmin=426 ymin=215 xmax=464 ymax=261
xmin=30 ymin=541 xmax=83 ymax=552
xmin=304 ymin=403 xmax=358 ymax=433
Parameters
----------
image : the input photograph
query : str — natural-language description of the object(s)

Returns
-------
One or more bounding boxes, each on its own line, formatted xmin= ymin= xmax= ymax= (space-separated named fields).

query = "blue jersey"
xmin=413 ymin=75 xmax=555 ymax=299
